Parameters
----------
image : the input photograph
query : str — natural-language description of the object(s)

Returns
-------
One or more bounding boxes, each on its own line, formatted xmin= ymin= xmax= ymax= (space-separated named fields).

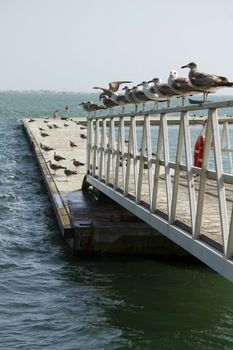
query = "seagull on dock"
xmin=70 ymin=140 xmax=78 ymax=149
xmin=80 ymin=133 xmax=87 ymax=139
xmin=64 ymin=168 xmax=78 ymax=181
xmin=54 ymin=152 xmax=66 ymax=162
xmin=40 ymin=132 xmax=50 ymax=138
xmin=47 ymin=160 xmax=66 ymax=174
xmin=148 ymin=78 xmax=180 ymax=107
xmin=168 ymin=70 xmax=202 ymax=105
xmin=40 ymin=143 xmax=54 ymax=152
xmin=181 ymin=62 xmax=233 ymax=101
xmin=72 ymin=159 xmax=85 ymax=167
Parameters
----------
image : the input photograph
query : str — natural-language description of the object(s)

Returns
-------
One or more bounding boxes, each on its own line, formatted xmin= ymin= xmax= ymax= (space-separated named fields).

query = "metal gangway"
xmin=85 ymin=100 xmax=233 ymax=282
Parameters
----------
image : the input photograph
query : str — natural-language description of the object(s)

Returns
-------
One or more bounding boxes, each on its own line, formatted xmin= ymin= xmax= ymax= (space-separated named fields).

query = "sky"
xmin=1 ymin=0 xmax=233 ymax=92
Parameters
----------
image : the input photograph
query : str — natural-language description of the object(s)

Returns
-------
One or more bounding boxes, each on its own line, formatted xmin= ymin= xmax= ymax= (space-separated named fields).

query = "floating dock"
xmin=22 ymin=117 xmax=185 ymax=256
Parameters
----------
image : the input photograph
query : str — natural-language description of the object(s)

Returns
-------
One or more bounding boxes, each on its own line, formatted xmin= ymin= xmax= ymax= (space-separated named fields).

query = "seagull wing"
xmin=93 ymin=86 xmax=112 ymax=97
xmin=158 ymin=84 xmax=179 ymax=96
xmin=172 ymin=77 xmax=194 ymax=92
xmin=191 ymin=72 xmax=229 ymax=88
xmin=109 ymin=81 xmax=133 ymax=92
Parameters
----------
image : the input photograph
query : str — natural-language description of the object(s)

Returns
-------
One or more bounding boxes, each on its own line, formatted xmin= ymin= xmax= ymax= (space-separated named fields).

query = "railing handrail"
xmin=88 ymin=99 xmax=233 ymax=120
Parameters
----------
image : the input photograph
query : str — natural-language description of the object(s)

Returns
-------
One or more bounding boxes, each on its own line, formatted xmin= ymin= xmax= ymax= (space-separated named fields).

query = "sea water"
xmin=1 ymin=92 xmax=233 ymax=350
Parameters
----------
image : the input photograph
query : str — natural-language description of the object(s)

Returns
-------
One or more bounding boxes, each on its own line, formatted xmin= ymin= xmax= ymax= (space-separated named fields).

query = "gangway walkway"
xmin=86 ymin=100 xmax=233 ymax=282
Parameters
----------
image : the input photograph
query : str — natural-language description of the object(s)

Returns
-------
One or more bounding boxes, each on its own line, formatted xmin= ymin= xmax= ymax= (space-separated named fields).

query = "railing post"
xmin=106 ymin=117 xmax=115 ymax=185
xmin=183 ymin=112 xmax=197 ymax=234
xmin=93 ymin=119 xmax=99 ymax=178
xmin=98 ymin=118 xmax=106 ymax=181
xmin=170 ymin=113 xmax=184 ymax=224
xmin=151 ymin=118 xmax=163 ymax=212
xmin=86 ymin=117 xmax=92 ymax=174
xmin=161 ymin=113 xmax=172 ymax=220
xmin=194 ymin=110 xmax=212 ymax=238
xmin=211 ymin=109 xmax=229 ymax=256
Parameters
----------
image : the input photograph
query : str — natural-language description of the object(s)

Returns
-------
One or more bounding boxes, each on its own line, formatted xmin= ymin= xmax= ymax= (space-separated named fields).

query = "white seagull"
xmin=148 ymin=78 xmax=180 ymax=107
xmin=168 ymin=70 xmax=202 ymax=105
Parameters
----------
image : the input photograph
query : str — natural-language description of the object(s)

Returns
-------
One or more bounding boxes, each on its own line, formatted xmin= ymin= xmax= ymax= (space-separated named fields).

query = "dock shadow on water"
xmin=1 ymin=92 xmax=233 ymax=350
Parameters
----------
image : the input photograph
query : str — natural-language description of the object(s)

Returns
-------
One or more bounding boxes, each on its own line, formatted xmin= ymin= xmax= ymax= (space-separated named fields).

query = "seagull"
xmin=148 ymin=78 xmax=180 ymax=107
xmin=122 ymin=86 xmax=136 ymax=104
xmin=52 ymin=110 xmax=59 ymax=119
xmin=70 ymin=140 xmax=77 ymax=149
xmin=64 ymin=105 xmax=69 ymax=112
xmin=39 ymin=127 xmax=46 ymax=131
xmin=99 ymin=94 xmax=118 ymax=114
xmin=40 ymin=143 xmax=54 ymax=151
xmin=131 ymin=86 xmax=151 ymax=111
xmin=79 ymin=101 xmax=106 ymax=115
xmin=181 ymin=62 xmax=233 ymax=101
xmin=80 ymin=133 xmax=87 ymax=139
xmin=64 ymin=168 xmax=78 ymax=181
xmin=108 ymin=80 xmax=133 ymax=92
xmin=168 ymin=70 xmax=202 ymax=105
xmin=40 ymin=132 xmax=49 ymax=137
xmin=54 ymin=152 xmax=66 ymax=162
xmin=79 ymin=101 xmax=92 ymax=112
xmin=72 ymin=159 xmax=85 ymax=167
xmin=137 ymin=81 xmax=166 ymax=109
xmin=93 ymin=87 xmax=129 ymax=113
xmin=47 ymin=160 xmax=66 ymax=174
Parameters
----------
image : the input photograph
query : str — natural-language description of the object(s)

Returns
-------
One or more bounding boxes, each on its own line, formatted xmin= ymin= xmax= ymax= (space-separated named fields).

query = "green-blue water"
xmin=1 ymin=92 xmax=233 ymax=350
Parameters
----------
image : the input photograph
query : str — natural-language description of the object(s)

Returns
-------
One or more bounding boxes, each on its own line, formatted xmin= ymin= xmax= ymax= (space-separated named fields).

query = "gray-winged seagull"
xmin=181 ymin=62 xmax=233 ymax=101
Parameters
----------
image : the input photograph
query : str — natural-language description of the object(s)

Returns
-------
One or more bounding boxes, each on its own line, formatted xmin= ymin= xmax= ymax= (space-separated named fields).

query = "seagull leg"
xmin=182 ymin=96 xmax=185 ymax=106
xmin=167 ymin=99 xmax=170 ymax=108
xmin=122 ymin=106 xmax=125 ymax=114
xmin=135 ymin=104 xmax=138 ymax=113
xmin=153 ymin=101 xmax=158 ymax=110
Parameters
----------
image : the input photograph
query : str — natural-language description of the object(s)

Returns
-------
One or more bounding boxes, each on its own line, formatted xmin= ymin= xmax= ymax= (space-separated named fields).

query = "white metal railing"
xmin=86 ymin=100 xmax=233 ymax=281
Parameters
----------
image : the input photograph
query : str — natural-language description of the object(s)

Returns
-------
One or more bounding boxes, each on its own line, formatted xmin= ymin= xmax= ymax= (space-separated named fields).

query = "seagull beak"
xmin=181 ymin=64 xmax=188 ymax=69
xmin=137 ymin=83 xmax=142 ymax=87
xmin=147 ymin=80 xmax=153 ymax=83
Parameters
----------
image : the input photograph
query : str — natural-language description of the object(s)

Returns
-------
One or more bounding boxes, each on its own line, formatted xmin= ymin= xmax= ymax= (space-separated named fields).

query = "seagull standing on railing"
xmin=148 ymin=77 xmax=180 ymax=107
xmin=99 ymin=94 xmax=118 ymax=114
xmin=181 ymin=62 xmax=233 ymax=101
xmin=168 ymin=70 xmax=202 ymax=106
xmin=93 ymin=87 xmax=129 ymax=113
xmin=79 ymin=101 xmax=106 ymax=116
xmin=137 ymin=81 xmax=166 ymax=110
xmin=131 ymin=86 xmax=151 ymax=112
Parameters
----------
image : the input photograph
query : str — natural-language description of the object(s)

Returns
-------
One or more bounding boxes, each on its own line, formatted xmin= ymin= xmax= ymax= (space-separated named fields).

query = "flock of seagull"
xmin=29 ymin=118 xmax=86 ymax=180
xmin=79 ymin=62 xmax=233 ymax=115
